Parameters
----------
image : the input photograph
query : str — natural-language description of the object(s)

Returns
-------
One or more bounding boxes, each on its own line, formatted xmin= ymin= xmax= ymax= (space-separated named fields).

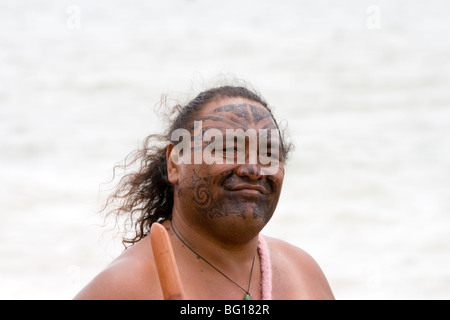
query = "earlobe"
xmin=166 ymin=144 xmax=179 ymax=185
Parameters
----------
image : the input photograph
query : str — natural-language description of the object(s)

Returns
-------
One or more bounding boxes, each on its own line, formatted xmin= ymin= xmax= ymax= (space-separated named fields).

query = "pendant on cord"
xmin=244 ymin=292 xmax=252 ymax=300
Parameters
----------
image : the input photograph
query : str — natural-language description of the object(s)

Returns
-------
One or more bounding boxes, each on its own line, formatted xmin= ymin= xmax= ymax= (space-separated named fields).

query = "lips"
xmin=225 ymin=183 xmax=269 ymax=195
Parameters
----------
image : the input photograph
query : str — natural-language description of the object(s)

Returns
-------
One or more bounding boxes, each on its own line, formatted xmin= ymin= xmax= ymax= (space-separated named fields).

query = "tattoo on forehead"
xmin=210 ymin=103 xmax=273 ymax=126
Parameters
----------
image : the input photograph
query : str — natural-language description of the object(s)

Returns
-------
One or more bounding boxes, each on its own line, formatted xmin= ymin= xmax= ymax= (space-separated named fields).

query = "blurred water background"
xmin=1 ymin=0 xmax=449 ymax=299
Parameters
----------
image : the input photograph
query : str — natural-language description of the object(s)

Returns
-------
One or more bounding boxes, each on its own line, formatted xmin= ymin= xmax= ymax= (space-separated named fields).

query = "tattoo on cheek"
xmin=191 ymin=169 xmax=236 ymax=219
xmin=191 ymin=170 xmax=209 ymax=206
xmin=190 ymin=169 xmax=274 ymax=221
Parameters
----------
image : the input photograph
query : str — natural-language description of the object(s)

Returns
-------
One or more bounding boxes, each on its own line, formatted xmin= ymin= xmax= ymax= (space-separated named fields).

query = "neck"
xmin=168 ymin=210 xmax=259 ymax=272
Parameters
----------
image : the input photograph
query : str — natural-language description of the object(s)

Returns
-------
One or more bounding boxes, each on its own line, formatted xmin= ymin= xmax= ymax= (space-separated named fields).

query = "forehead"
xmin=199 ymin=98 xmax=277 ymax=130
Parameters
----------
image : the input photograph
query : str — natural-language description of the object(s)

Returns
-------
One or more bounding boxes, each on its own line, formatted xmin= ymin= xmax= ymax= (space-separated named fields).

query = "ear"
xmin=166 ymin=143 xmax=179 ymax=185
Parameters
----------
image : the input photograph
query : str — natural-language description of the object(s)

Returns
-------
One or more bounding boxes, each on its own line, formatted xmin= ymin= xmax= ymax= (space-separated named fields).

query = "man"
xmin=74 ymin=85 xmax=334 ymax=300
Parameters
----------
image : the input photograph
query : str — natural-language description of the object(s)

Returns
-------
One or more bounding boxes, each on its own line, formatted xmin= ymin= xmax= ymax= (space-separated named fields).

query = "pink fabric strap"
xmin=257 ymin=234 xmax=272 ymax=300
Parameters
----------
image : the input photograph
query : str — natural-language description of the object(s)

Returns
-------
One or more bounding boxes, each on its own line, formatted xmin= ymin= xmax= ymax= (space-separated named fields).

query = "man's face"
xmin=170 ymin=97 xmax=285 ymax=242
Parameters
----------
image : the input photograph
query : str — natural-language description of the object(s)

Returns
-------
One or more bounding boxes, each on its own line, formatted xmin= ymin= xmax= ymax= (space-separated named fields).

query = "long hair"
xmin=103 ymin=85 xmax=294 ymax=247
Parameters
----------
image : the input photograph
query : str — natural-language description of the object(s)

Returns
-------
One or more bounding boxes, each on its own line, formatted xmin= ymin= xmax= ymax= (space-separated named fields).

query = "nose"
xmin=235 ymin=163 xmax=262 ymax=180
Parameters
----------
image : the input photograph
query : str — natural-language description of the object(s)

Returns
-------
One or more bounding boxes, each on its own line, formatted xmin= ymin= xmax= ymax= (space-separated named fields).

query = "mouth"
xmin=225 ymin=183 xmax=268 ymax=195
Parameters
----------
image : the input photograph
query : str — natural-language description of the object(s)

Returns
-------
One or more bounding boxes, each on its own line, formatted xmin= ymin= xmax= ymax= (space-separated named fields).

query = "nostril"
xmin=236 ymin=164 xmax=261 ymax=180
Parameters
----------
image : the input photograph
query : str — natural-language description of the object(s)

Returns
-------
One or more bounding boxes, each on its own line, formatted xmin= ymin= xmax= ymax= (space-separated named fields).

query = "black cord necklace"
xmin=170 ymin=219 xmax=256 ymax=300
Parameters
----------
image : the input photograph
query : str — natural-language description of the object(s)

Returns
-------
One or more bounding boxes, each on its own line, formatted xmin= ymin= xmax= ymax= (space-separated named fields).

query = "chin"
xmin=212 ymin=212 xmax=271 ymax=244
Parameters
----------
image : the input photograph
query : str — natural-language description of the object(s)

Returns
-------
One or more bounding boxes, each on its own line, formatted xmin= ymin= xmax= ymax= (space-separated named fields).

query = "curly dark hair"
xmin=103 ymin=85 xmax=294 ymax=247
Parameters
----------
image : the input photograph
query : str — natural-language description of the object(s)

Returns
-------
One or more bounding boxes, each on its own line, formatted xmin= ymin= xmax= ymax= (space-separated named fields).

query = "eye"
xmin=223 ymin=145 xmax=239 ymax=152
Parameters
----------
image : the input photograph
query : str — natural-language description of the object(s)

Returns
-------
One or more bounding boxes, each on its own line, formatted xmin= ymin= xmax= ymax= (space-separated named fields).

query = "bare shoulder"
xmin=264 ymin=235 xmax=335 ymax=300
xmin=73 ymin=236 xmax=162 ymax=300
